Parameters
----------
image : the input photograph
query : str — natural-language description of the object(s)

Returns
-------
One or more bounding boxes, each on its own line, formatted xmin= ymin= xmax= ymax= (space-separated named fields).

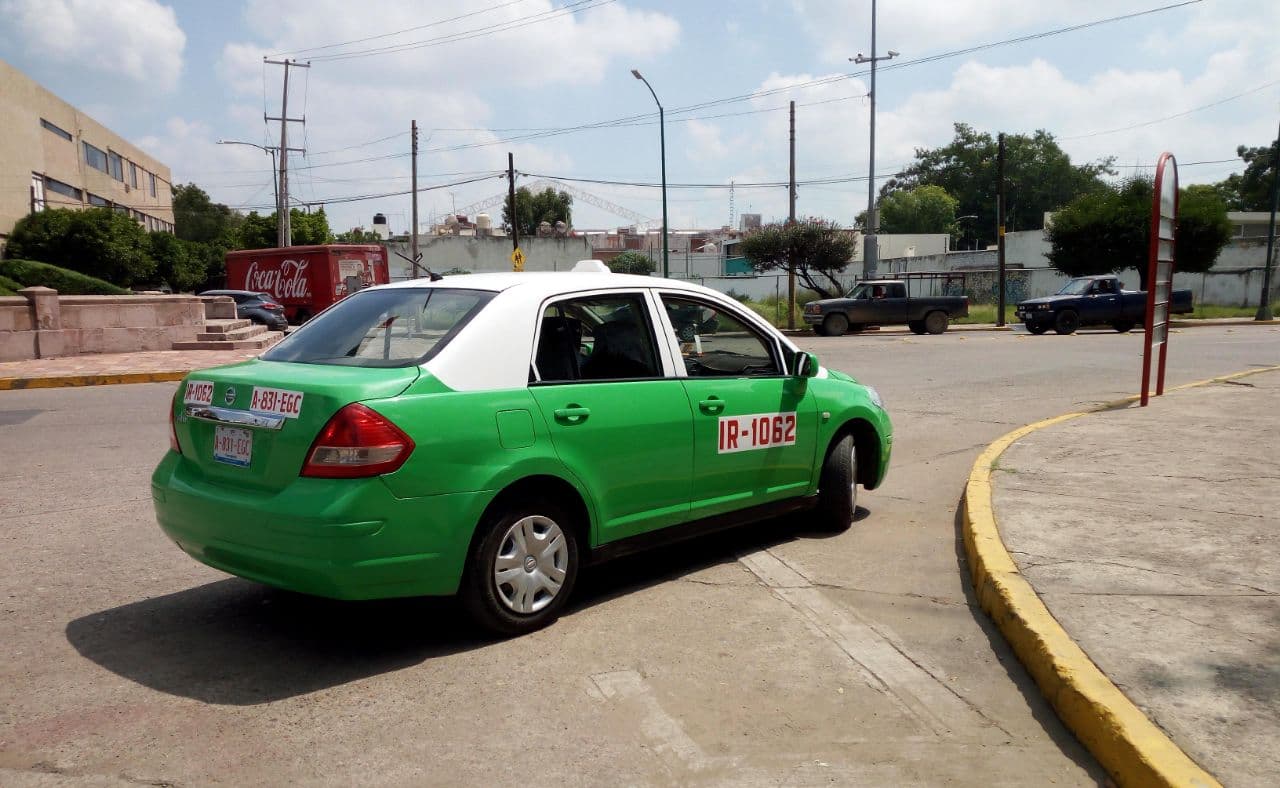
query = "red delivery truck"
xmin=225 ymin=244 xmax=390 ymax=323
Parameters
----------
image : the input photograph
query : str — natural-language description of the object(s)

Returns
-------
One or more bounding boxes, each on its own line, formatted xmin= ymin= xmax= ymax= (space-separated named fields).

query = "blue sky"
xmin=2 ymin=0 xmax=1277 ymax=235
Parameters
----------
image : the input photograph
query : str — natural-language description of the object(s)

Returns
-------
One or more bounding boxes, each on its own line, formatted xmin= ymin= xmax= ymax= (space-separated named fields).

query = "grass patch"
xmin=1181 ymin=304 xmax=1262 ymax=319
xmin=0 ymin=259 xmax=130 ymax=295
xmin=954 ymin=304 xmax=1019 ymax=325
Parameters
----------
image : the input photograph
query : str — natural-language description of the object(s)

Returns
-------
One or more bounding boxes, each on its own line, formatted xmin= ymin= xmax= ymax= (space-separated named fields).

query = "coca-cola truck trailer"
xmin=224 ymin=244 xmax=390 ymax=323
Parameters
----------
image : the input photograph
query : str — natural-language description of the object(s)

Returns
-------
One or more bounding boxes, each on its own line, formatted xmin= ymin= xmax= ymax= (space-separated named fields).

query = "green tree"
xmin=172 ymin=183 xmax=242 ymax=246
xmin=148 ymin=232 xmax=207 ymax=291
xmin=1212 ymin=138 xmax=1278 ymax=211
xmin=884 ymin=123 xmax=1114 ymax=248
xmin=4 ymin=208 xmax=156 ymax=287
xmin=1047 ymin=177 xmax=1232 ymax=289
xmin=233 ymin=208 xmax=331 ymax=248
xmin=607 ymin=250 xmax=655 ymax=275
xmin=335 ymin=227 xmax=381 ymax=243
xmin=878 ymin=185 xmax=959 ymax=235
xmin=739 ymin=220 xmax=856 ymax=299
xmin=503 ymin=187 xmax=572 ymax=236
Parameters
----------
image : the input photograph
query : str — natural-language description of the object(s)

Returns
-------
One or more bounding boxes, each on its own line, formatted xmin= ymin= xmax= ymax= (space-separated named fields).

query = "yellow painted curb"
xmin=0 ymin=370 xmax=188 ymax=390
xmin=963 ymin=364 xmax=1280 ymax=788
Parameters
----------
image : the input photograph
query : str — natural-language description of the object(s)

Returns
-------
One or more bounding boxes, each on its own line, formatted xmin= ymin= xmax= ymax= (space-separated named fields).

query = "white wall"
xmin=386 ymin=235 xmax=593 ymax=279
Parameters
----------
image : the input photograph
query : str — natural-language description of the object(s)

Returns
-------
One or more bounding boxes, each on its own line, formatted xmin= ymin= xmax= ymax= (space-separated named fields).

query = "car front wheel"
xmin=462 ymin=500 xmax=579 ymax=637
xmin=815 ymin=434 xmax=857 ymax=532
xmin=1026 ymin=320 xmax=1049 ymax=335
xmin=823 ymin=313 xmax=849 ymax=337
xmin=1054 ymin=310 xmax=1080 ymax=335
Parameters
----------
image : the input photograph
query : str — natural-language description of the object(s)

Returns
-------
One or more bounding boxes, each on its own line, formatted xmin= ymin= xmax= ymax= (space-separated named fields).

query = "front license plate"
xmin=213 ymin=425 xmax=252 ymax=467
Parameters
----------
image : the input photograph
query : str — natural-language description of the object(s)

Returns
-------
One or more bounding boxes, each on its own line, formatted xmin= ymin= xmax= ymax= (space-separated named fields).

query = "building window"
xmin=87 ymin=193 xmax=109 ymax=207
xmin=32 ymin=174 xmax=46 ymax=211
xmin=112 ymin=205 xmax=130 ymax=216
xmin=149 ymin=172 xmax=157 ymax=198
xmin=129 ymin=162 xmax=139 ymax=188
xmin=108 ymin=151 xmax=124 ymax=181
xmin=44 ymin=176 xmax=82 ymax=202
xmin=40 ymin=118 xmax=73 ymax=141
xmin=83 ymin=142 xmax=109 ymax=173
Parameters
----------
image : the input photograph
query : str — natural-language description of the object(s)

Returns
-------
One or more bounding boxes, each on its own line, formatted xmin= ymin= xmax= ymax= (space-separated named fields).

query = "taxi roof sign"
xmin=572 ymin=260 xmax=610 ymax=273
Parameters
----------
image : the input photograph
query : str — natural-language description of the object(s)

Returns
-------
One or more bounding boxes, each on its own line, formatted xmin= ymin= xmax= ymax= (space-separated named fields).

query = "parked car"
xmin=1015 ymin=275 xmax=1193 ymax=335
xmin=155 ymin=262 xmax=893 ymax=636
xmin=199 ymin=289 xmax=289 ymax=330
xmin=803 ymin=280 xmax=970 ymax=336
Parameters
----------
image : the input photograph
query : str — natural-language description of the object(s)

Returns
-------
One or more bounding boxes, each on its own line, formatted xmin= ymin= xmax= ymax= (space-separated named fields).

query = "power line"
xmin=272 ymin=0 xmax=529 ymax=57
xmin=1060 ymin=79 xmax=1280 ymax=140
xmin=306 ymin=0 xmax=616 ymax=62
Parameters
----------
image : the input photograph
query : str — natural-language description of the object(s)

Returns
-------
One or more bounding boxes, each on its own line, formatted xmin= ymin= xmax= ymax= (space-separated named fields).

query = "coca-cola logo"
xmin=245 ymin=258 xmax=311 ymax=300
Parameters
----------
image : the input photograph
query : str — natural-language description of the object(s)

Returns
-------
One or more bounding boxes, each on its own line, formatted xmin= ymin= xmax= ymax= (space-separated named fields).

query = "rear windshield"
xmin=262 ymin=287 xmax=494 ymax=367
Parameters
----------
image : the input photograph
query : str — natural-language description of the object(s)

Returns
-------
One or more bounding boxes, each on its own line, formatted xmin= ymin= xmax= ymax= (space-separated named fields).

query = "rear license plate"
xmin=213 ymin=425 xmax=252 ymax=467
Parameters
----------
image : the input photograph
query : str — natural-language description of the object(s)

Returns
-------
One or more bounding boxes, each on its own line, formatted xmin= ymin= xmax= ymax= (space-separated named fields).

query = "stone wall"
xmin=0 ymin=287 xmax=208 ymax=361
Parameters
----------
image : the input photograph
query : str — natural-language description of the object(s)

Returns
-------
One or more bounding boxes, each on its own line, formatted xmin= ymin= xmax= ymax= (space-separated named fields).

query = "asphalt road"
xmin=2 ymin=325 xmax=1277 ymax=786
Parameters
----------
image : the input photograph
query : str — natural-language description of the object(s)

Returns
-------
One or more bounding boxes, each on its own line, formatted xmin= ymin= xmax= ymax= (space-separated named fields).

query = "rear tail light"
xmin=262 ymin=302 xmax=282 ymax=310
xmin=301 ymin=403 xmax=414 ymax=478
xmin=169 ymin=390 xmax=182 ymax=454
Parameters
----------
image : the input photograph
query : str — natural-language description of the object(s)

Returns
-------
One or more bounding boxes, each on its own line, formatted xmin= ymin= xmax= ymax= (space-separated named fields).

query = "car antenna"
xmin=391 ymin=249 xmax=443 ymax=281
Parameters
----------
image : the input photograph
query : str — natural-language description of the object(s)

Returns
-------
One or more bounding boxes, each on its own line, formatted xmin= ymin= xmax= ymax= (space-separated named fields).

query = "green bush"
xmin=4 ymin=207 xmax=155 ymax=286
xmin=0 ymin=274 xmax=21 ymax=296
xmin=0 ymin=259 xmax=130 ymax=295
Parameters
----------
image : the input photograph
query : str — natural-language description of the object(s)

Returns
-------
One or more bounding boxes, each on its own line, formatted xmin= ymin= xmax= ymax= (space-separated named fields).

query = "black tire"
xmin=1054 ymin=310 xmax=1079 ymax=335
xmin=1026 ymin=321 xmax=1049 ymax=335
xmin=461 ymin=499 xmax=580 ymax=637
xmin=823 ymin=313 xmax=849 ymax=337
xmin=908 ymin=320 xmax=927 ymax=335
xmin=846 ymin=323 xmax=866 ymax=334
xmin=812 ymin=323 xmax=829 ymax=337
xmin=1112 ymin=320 xmax=1136 ymax=333
xmin=815 ymin=433 xmax=857 ymax=532
xmin=924 ymin=310 xmax=949 ymax=334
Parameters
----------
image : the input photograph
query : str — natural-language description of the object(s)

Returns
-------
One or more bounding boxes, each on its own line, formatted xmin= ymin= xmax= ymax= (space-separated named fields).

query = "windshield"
xmin=1056 ymin=278 xmax=1095 ymax=296
xmin=262 ymin=287 xmax=494 ymax=367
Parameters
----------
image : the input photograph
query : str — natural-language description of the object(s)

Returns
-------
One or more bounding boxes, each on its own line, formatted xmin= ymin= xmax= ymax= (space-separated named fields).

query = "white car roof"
xmin=396 ymin=271 xmax=798 ymax=391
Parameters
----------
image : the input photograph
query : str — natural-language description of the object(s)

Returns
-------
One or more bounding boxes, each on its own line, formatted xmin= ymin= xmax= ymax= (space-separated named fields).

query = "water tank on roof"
xmin=476 ymin=213 xmax=492 ymax=230
xmin=372 ymin=212 xmax=390 ymax=240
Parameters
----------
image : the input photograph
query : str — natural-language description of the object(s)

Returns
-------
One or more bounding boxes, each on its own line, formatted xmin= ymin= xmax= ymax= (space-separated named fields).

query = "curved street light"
xmin=631 ymin=69 xmax=669 ymax=278
xmin=217 ymin=139 xmax=280 ymax=220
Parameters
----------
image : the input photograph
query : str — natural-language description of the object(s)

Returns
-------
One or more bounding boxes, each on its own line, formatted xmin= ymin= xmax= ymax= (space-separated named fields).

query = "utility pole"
xmin=852 ymin=0 xmax=898 ymax=279
xmin=264 ymin=58 xmax=309 ymax=247
xmin=1256 ymin=121 xmax=1279 ymax=321
xmin=788 ymin=100 xmax=797 ymax=329
xmin=508 ymin=152 xmax=521 ymax=269
xmin=997 ymin=132 xmax=1007 ymax=327
xmin=409 ymin=120 xmax=422 ymax=278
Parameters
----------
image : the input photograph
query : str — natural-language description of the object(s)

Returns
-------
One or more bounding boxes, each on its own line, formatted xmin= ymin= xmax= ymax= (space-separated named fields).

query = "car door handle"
xmin=698 ymin=397 xmax=725 ymax=414
xmin=553 ymin=406 xmax=591 ymax=424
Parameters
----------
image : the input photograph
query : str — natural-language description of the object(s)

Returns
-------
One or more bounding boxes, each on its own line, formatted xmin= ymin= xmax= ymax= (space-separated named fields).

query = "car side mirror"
xmin=793 ymin=350 xmax=819 ymax=378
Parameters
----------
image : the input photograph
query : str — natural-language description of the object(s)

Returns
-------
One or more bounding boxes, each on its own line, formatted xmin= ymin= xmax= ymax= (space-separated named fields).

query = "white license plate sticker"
xmin=213 ymin=425 xmax=252 ymax=467
xmin=718 ymin=412 xmax=797 ymax=454
xmin=184 ymin=380 xmax=214 ymax=406
xmin=250 ymin=386 xmax=304 ymax=418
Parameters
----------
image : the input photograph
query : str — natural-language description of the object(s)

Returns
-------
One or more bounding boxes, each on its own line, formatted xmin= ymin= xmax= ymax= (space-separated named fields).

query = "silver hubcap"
xmin=849 ymin=446 xmax=859 ymax=511
xmin=494 ymin=515 xmax=568 ymax=614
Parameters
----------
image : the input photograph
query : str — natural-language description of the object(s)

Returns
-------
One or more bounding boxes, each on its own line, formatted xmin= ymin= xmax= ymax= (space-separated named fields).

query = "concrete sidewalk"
xmin=0 ymin=348 xmax=264 ymax=389
xmin=992 ymin=369 xmax=1280 ymax=786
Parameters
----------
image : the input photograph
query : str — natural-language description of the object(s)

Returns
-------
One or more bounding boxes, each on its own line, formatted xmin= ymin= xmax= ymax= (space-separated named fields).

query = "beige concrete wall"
xmin=0 ymin=289 xmax=204 ymax=361
xmin=0 ymin=57 xmax=174 ymax=246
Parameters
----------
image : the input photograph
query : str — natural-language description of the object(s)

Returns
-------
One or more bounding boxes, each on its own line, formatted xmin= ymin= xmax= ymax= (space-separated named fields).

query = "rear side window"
xmin=263 ymin=288 xmax=493 ymax=367
xmin=533 ymin=293 xmax=661 ymax=383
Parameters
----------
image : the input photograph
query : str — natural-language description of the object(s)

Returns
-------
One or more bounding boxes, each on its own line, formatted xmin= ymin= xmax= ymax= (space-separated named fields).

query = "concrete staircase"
xmin=172 ymin=318 xmax=284 ymax=351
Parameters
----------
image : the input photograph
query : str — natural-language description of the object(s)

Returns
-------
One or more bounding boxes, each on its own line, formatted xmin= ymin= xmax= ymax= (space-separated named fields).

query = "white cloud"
xmin=0 ymin=0 xmax=186 ymax=91
xmin=686 ymin=119 xmax=729 ymax=160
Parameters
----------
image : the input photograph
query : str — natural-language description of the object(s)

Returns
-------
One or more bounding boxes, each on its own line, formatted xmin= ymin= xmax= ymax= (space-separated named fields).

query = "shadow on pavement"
xmin=66 ymin=509 xmax=861 ymax=706
xmin=950 ymin=501 xmax=1106 ymax=783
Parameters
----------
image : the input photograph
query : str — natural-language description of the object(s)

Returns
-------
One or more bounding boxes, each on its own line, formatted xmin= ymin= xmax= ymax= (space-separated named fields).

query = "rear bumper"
xmin=151 ymin=452 xmax=488 ymax=599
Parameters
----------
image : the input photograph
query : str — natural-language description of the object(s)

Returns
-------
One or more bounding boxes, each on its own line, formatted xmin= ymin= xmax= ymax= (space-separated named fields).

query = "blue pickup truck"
xmin=1016 ymin=275 xmax=1193 ymax=335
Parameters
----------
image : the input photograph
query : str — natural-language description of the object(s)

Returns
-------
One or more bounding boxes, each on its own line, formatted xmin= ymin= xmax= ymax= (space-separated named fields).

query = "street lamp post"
xmin=955 ymin=214 xmax=978 ymax=250
xmin=218 ymin=139 xmax=281 ymax=232
xmin=632 ymin=69 xmax=669 ymax=278
xmin=851 ymin=0 xmax=897 ymax=279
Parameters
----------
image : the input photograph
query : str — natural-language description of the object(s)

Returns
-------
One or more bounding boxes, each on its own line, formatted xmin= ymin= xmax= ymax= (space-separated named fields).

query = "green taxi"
xmin=153 ymin=262 xmax=892 ymax=635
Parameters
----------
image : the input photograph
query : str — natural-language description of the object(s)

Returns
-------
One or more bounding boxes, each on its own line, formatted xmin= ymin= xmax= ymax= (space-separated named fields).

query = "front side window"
xmin=83 ymin=142 xmax=108 ymax=173
xmin=262 ymin=287 xmax=493 ymax=368
xmin=533 ymin=293 xmax=661 ymax=383
xmin=661 ymin=295 xmax=779 ymax=377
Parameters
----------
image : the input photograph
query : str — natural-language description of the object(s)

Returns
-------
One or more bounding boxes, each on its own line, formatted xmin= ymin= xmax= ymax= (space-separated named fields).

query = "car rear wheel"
xmin=1026 ymin=321 xmax=1049 ymax=335
xmin=815 ymin=433 xmax=857 ymax=532
xmin=462 ymin=500 xmax=580 ymax=637
xmin=1054 ymin=310 xmax=1079 ymax=335
xmin=1112 ymin=320 xmax=1136 ymax=333
xmin=924 ymin=310 xmax=949 ymax=334
xmin=908 ymin=320 xmax=926 ymax=335
xmin=823 ymin=313 xmax=849 ymax=337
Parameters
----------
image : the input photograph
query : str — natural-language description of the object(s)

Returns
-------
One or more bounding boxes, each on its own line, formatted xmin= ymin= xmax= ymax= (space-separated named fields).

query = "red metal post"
xmin=1142 ymin=153 xmax=1178 ymax=406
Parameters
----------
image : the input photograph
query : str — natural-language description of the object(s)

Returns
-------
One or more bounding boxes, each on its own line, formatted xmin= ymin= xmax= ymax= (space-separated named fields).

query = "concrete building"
xmin=0 ymin=58 xmax=174 ymax=250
